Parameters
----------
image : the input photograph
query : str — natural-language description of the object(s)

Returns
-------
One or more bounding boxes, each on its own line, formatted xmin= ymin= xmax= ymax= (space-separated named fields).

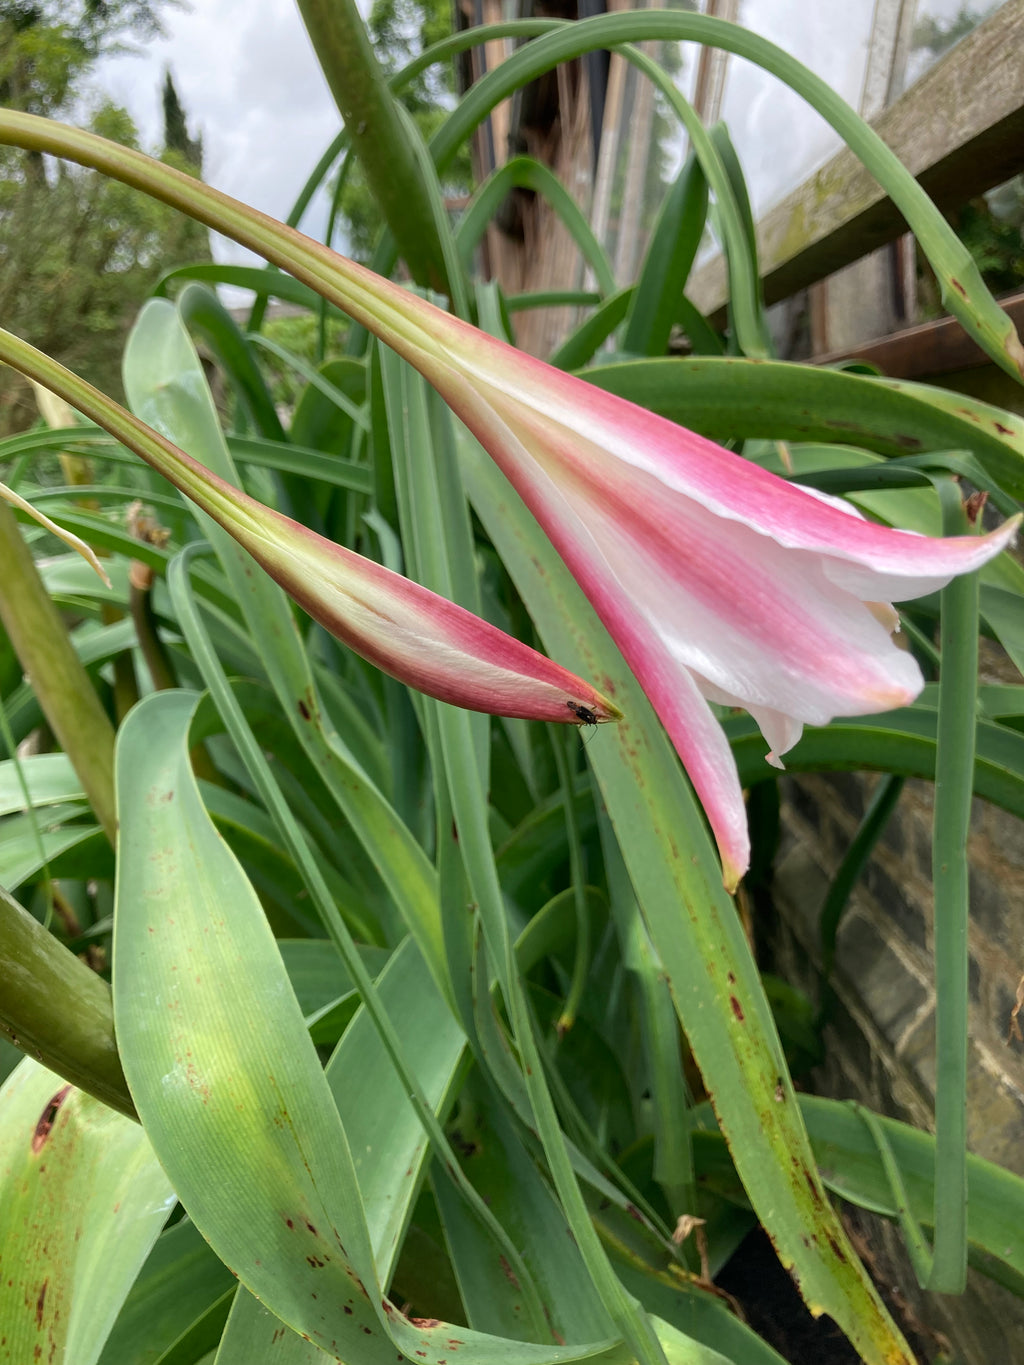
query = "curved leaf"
xmin=98 ymin=1219 xmax=236 ymax=1365
xmin=212 ymin=1288 xmax=333 ymax=1363
xmin=458 ymin=157 xmax=615 ymax=299
xmin=112 ymin=689 xmax=628 ymax=1365
xmin=623 ymin=156 xmax=708 ymax=358
xmin=727 ymin=706 xmax=1024 ymax=820
xmin=425 ymin=12 xmax=1022 ymax=378
xmin=154 ymin=263 xmax=347 ymax=318
xmin=0 ymin=753 xmax=84 ymax=814
xmin=583 ymin=357 xmax=1024 ymax=499
xmin=549 ymin=290 xmax=634 ymax=372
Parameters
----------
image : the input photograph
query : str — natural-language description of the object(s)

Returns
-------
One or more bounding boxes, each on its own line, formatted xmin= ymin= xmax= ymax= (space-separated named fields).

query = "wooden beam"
xmin=688 ymin=0 xmax=1024 ymax=321
xmin=812 ymin=288 xmax=1024 ymax=380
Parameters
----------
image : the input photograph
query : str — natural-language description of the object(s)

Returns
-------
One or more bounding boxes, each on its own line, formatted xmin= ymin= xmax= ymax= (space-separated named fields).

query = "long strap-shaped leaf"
xmin=98 ymin=1218 xmax=236 ymax=1365
xmin=113 ymin=687 xmax=636 ymax=1365
xmin=121 ymin=298 xmax=445 ymax=984
xmin=727 ymin=707 xmax=1024 ymax=820
xmin=584 ymin=357 xmax=1024 ymax=499
xmin=214 ymin=1288 xmax=334 ymax=1362
xmin=459 ymin=444 xmax=915 ymax=1365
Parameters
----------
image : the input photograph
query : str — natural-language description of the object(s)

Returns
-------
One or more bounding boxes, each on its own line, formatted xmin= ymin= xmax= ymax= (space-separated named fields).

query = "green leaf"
xmin=613 ymin=1264 xmax=786 ymax=1365
xmin=0 ymin=1058 xmax=173 ymax=1365
xmin=435 ymin=1079 xmax=617 ymax=1344
xmin=0 ymin=753 xmax=84 ymax=814
xmin=324 ymin=936 xmax=465 ymax=1281
xmin=154 ymin=264 xmax=348 ymax=319
xmin=727 ymin=706 xmax=1024 ymax=821
xmin=114 ymin=689 xmax=398 ymax=1360
xmin=458 ymin=157 xmax=615 ymax=300
xmin=507 ymin=291 xmax=604 ymax=314
xmin=201 ymin=782 xmax=369 ymax=941
xmin=428 ymin=12 xmax=1023 ymax=379
xmin=177 ymin=283 xmax=287 ymax=444
xmin=981 ymin=585 xmax=1024 ymax=676
xmin=212 ymin=1288 xmax=335 ymax=1362
xmin=0 ymin=810 xmax=107 ymax=890
xmin=97 ymin=1219 xmax=236 ymax=1365
xmin=549 ymin=290 xmax=634 ymax=372
xmin=460 ymin=443 xmax=915 ymax=1365
xmin=0 ymin=424 xmax=118 ymax=465
xmin=112 ymin=689 xmax=627 ymax=1365
xmin=0 ymin=885 xmax=134 ymax=1117
xmin=693 ymin=1094 xmax=1024 ymax=1297
xmin=226 ymin=434 xmax=371 ymax=493
xmin=583 ymin=357 xmax=1024 ymax=499
xmin=623 ymin=156 xmax=708 ymax=358
xmin=247 ymin=332 xmax=370 ymax=430
xmin=278 ymin=938 xmax=391 ymax=1020
xmin=289 ymin=357 xmax=368 ymax=461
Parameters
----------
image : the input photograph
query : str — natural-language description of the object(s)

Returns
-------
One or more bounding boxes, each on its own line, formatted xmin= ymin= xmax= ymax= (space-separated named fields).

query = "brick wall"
xmin=763 ymin=770 xmax=1024 ymax=1361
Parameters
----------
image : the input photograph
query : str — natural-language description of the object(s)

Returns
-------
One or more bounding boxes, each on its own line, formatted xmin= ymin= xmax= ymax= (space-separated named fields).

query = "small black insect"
xmin=565 ymin=700 xmax=599 ymax=727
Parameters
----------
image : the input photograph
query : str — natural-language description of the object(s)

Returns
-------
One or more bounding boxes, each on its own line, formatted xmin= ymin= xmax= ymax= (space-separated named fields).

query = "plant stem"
xmin=929 ymin=481 xmax=978 ymax=1294
xmin=295 ymin=0 xmax=452 ymax=297
xmin=0 ymin=884 xmax=135 ymax=1119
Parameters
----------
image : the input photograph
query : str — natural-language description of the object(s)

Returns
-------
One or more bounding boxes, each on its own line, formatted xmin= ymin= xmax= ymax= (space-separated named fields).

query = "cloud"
xmin=92 ymin=0 xmax=342 ymax=266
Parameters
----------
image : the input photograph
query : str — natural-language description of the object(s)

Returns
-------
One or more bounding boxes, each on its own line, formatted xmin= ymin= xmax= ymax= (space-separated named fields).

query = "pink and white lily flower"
xmin=296 ymin=253 xmax=1020 ymax=890
xmin=445 ymin=347 xmax=1019 ymax=889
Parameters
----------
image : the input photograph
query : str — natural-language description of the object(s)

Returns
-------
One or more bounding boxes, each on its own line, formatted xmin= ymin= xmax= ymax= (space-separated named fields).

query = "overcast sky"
xmin=86 ymin=0 xmax=972 ymax=271
xmin=92 ymin=0 xmax=346 ymax=266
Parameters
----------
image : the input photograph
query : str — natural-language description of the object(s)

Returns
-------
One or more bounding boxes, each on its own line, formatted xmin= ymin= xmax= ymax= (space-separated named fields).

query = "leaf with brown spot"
xmin=113 ymin=691 xmax=633 ymax=1365
xmin=0 ymin=1059 xmax=172 ymax=1365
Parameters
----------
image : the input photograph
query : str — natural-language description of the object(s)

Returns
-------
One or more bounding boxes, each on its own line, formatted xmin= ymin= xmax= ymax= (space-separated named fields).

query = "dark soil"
xmin=716 ymin=1228 xmax=870 ymax=1365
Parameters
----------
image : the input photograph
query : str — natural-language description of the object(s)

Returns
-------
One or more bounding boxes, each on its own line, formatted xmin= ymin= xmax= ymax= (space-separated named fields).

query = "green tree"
xmin=0 ymin=1 xmax=177 ymax=124
xmin=911 ymin=2 xmax=998 ymax=63
xmin=158 ymin=69 xmax=209 ymax=265
xmin=162 ymin=67 xmax=201 ymax=166
xmin=0 ymin=3 xmax=208 ymax=434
